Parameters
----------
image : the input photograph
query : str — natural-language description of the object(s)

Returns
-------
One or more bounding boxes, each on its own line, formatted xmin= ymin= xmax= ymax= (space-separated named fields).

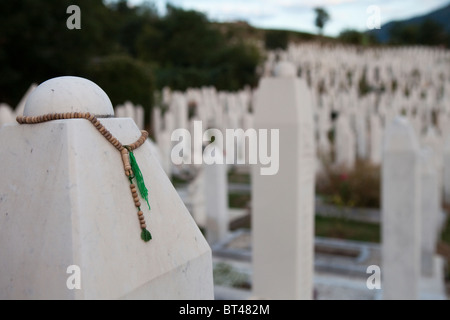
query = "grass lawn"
xmin=315 ymin=215 xmax=380 ymax=243
xmin=228 ymin=172 xmax=251 ymax=184
xmin=229 ymin=193 xmax=251 ymax=208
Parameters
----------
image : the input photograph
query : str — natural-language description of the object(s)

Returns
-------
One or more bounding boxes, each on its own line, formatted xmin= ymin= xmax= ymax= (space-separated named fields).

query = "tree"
xmin=85 ymin=54 xmax=154 ymax=124
xmin=388 ymin=19 xmax=449 ymax=47
xmin=264 ymin=30 xmax=289 ymax=50
xmin=338 ymin=29 xmax=378 ymax=46
xmin=0 ymin=0 xmax=115 ymax=106
xmin=314 ymin=7 xmax=330 ymax=35
xmin=338 ymin=29 xmax=363 ymax=45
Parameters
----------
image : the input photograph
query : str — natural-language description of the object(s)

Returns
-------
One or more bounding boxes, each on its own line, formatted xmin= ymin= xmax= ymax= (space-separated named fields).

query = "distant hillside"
xmin=370 ymin=2 xmax=450 ymax=43
xmin=213 ymin=21 xmax=337 ymax=49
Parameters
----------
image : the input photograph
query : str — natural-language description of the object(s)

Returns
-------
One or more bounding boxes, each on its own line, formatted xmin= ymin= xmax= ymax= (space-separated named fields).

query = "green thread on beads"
xmin=128 ymin=150 xmax=151 ymax=210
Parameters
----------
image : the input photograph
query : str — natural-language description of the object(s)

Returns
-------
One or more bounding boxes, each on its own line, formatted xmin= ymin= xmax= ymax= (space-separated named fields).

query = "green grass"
xmin=229 ymin=193 xmax=251 ymax=208
xmin=170 ymin=175 xmax=188 ymax=188
xmin=227 ymin=172 xmax=251 ymax=184
xmin=315 ymin=216 xmax=380 ymax=243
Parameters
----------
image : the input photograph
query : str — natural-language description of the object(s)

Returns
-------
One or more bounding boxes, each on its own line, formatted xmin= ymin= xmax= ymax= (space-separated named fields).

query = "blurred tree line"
xmin=338 ymin=19 xmax=450 ymax=48
xmin=0 ymin=0 xmax=262 ymax=120
xmin=388 ymin=19 xmax=450 ymax=47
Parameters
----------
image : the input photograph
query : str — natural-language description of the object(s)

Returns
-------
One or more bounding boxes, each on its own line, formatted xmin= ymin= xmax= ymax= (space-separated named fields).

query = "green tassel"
xmin=129 ymin=150 xmax=151 ymax=210
xmin=141 ymin=228 xmax=152 ymax=242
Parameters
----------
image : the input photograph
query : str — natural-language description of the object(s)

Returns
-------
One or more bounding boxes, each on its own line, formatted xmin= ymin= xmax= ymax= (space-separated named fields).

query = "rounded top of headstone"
xmin=384 ymin=116 xmax=420 ymax=153
xmin=273 ymin=61 xmax=297 ymax=78
xmin=24 ymin=76 xmax=114 ymax=117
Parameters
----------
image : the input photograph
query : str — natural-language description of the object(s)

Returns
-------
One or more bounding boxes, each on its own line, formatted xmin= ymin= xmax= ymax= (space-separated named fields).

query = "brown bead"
xmin=79 ymin=112 xmax=86 ymax=118
xmin=16 ymin=116 xmax=22 ymax=124
xmin=74 ymin=112 xmax=79 ymax=118
xmin=99 ymin=127 xmax=106 ymax=133
xmin=132 ymin=192 xmax=138 ymax=198
xmin=141 ymin=224 xmax=147 ymax=229
xmin=139 ymin=214 xmax=145 ymax=221
xmin=137 ymin=211 xmax=144 ymax=216
xmin=135 ymin=201 xmax=141 ymax=207
xmin=130 ymin=184 xmax=136 ymax=190
xmin=133 ymin=196 xmax=140 ymax=203
xmin=88 ymin=114 xmax=95 ymax=121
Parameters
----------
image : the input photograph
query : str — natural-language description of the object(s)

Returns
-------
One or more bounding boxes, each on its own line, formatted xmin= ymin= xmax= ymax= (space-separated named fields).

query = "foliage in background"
xmin=388 ymin=19 xmax=450 ymax=47
xmin=213 ymin=262 xmax=250 ymax=289
xmin=0 ymin=0 xmax=115 ymax=106
xmin=315 ymin=216 xmax=380 ymax=243
xmin=314 ymin=7 xmax=330 ymax=35
xmin=264 ymin=30 xmax=289 ymax=50
xmin=338 ymin=29 xmax=379 ymax=46
xmin=0 ymin=0 xmax=262 ymax=119
xmin=317 ymin=159 xmax=381 ymax=209
xmin=86 ymin=55 xmax=153 ymax=122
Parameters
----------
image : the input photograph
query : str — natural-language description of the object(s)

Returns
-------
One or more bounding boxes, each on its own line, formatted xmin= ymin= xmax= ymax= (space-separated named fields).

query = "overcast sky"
xmin=126 ymin=0 xmax=450 ymax=36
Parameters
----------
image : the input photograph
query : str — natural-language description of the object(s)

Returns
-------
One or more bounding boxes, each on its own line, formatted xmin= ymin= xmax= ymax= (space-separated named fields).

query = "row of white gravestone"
xmin=382 ymin=116 xmax=445 ymax=299
xmin=115 ymin=101 xmax=145 ymax=130
xmin=152 ymin=87 xmax=255 ymax=178
xmin=270 ymin=42 xmax=450 ymax=174
xmin=151 ymin=44 xmax=450 ymax=179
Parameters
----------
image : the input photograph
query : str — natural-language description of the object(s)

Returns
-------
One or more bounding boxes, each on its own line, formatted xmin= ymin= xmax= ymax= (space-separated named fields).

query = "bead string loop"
xmin=16 ymin=112 xmax=153 ymax=242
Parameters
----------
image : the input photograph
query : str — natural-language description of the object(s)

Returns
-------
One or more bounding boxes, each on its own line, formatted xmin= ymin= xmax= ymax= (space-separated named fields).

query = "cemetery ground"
xmin=174 ymin=164 xmax=450 ymax=298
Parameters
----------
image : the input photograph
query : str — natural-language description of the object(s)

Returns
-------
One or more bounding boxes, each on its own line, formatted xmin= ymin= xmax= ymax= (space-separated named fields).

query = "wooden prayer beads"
xmin=16 ymin=112 xmax=152 ymax=242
